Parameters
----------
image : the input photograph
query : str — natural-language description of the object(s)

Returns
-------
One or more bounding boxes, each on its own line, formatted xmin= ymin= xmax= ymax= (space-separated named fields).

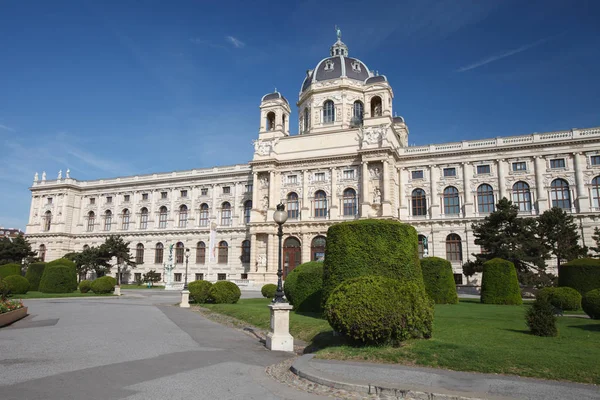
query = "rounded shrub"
xmin=322 ymin=219 xmax=423 ymax=306
xmin=208 ymin=281 xmax=241 ymax=304
xmin=261 ymin=283 xmax=277 ymax=299
xmin=420 ymin=257 xmax=459 ymax=304
xmin=0 ymin=278 xmax=9 ymax=300
xmin=582 ymin=289 xmax=600 ymax=320
xmin=536 ymin=287 xmax=581 ymax=311
xmin=525 ymin=298 xmax=558 ymax=337
xmin=90 ymin=276 xmax=116 ymax=294
xmin=480 ymin=258 xmax=522 ymax=305
xmin=79 ymin=280 xmax=92 ymax=293
xmin=188 ymin=280 xmax=212 ymax=303
xmin=39 ymin=265 xmax=77 ymax=293
xmin=25 ymin=262 xmax=46 ymax=291
xmin=284 ymin=261 xmax=323 ymax=312
xmin=3 ymin=275 xmax=29 ymax=294
xmin=46 ymin=257 xmax=77 ymax=270
xmin=324 ymin=275 xmax=434 ymax=346
xmin=558 ymin=258 xmax=600 ymax=295
xmin=0 ymin=263 xmax=22 ymax=279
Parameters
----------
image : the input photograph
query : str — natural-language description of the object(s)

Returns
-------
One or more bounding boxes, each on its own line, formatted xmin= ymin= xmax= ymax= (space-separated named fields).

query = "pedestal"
xmin=114 ymin=286 xmax=121 ymax=296
xmin=179 ymin=289 xmax=190 ymax=308
xmin=266 ymin=302 xmax=294 ymax=352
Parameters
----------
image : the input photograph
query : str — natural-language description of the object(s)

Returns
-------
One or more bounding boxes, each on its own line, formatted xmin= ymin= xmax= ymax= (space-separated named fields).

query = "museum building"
xmin=25 ymin=35 xmax=600 ymax=287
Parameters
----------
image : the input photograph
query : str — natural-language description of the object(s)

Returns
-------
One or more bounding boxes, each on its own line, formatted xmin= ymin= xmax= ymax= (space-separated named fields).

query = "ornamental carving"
xmin=252 ymin=139 xmax=278 ymax=156
xmin=359 ymin=124 xmax=388 ymax=148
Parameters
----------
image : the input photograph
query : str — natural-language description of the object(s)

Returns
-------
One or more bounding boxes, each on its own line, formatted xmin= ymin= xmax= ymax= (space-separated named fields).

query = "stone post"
xmin=266 ymin=302 xmax=294 ymax=352
xmin=179 ymin=289 xmax=190 ymax=308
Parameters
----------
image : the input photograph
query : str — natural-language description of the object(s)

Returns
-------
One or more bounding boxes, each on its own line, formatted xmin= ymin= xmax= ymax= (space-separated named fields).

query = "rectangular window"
xmin=476 ymin=165 xmax=490 ymax=174
xmin=142 ymin=193 xmax=149 ymax=201
xmin=217 ymin=273 xmax=226 ymax=281
xmin=47 ymin=197 xmax=53 ymax=204
xmin=550 ymin=158 xmax=566 ymax=169
xmin=591 ymin=155 xmax=600 ymax=166
xmin=222 ymin=186 xmax=231 ymax=194
xmin=90 ymin=198 xmax=95 ymax=205
xmin=174 ymin=273 xmax=182 ymax=282
xmin=106 ymin=196 xmax=112 ymax=204
xmin=287 ymin=175 xmax=298 ymax=184
xmin=241 ymin=273 xmax=248 ymax=280
xmin=124 ymin=194 xmax=130 ymax=202
xmin=443 ymin=168 xmax=456 ymax=177
xmin=245 ymin=184 xmax=253 ymax=193
xmin=453 ymin=273 xmax=463 ymax=285
xmin=180 ymin=190 xmax=187 ymax=198
xmin=201 ymin=188 xmax=208 ymax=196
xmin=315 ymin=172 xmax=325 ymax=182
xmin=512 ymin=162 xmax=527 ymax=172
xmin=134 ymin=273 xmax=142 ymax=282
xmin=161 ymin=191 xmax=168 ymax=199
xmin=195 ymin=273 xmax=204 ymax=281
xmin=411 ymin=170 xmax=424 ymax=180
xmin=343 ymin=170 xmax=355 ymax=179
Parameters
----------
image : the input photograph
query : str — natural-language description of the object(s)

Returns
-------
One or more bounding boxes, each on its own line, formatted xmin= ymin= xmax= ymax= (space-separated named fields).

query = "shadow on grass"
xmin=569 ymin=324 xmax=600 ymax=332
xmin=303 ymin=330 xmax=350 ymax=354
xmin=502 ymin=328 xmax=533 ymax=335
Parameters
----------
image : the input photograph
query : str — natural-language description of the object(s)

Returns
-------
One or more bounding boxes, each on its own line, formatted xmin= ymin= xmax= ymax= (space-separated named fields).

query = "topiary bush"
xmin=90 ymin=276 xmax=116 ymax=294
xmin=322 ymin=219 xmax=423 ymax=306
xmin=0 ymin=263 xmax=21 ymax=279
xmin=536 ymin=287 xmax=581 ymax=311
xmin=25 ymin=262 xmax=46 ymax=291
xmin=79 ymin=280 xmax=92 ymax=293
xmin=324 ymin=275 xmax=434 ymax=346
xmin=582 ymin=289 xmax=600 ymax=320
xmin=420 ymin=257 xmax=459 ymax=304
xmin=39 ymin=265 xmax=77 ymax=293
xmin=208 ymin=281 xmax=241 ymax=304
xmin=188 ymin=280 xmax=213 ymax=303
xmin=558 ymin=258 xmax=600 ymax=295
xmin=284 ymin=261 xmax=323 ymax=312
xmin=4 ymin=275 xmax=30 ymax=295
xmin=261 ymin=283 xmax=277 ymax=299
xmin=525 ymin=297 xmax=558 ymax=336
xmin=0 ymin=278 xmax=9 ymax=300
xmin=480 ymin=258 xmax=522 ymax=305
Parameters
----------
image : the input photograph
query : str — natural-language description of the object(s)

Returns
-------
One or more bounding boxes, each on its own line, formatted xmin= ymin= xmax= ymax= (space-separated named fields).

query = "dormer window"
xmin=351 ymin=61 xmax=361 ymax=72
xmin=324 ymin=60 xmax=334 ymax=71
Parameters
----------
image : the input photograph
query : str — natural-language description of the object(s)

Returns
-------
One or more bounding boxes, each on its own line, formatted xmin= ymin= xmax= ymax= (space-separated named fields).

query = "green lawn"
xmin=12 ymin=291 xmax=115 ymax=299
xmin=202 ymin=298 xmax=600 ymax=384
xmin=120 ymin=284 xmax=165 ymax=290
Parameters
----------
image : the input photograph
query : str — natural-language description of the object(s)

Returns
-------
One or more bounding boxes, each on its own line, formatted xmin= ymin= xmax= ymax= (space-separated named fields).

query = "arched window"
xmin=287 ymin=192 xmax=299 ymax=219
xmin=38 ymin=244 xmax=46 ymax=262
xmin=87 ymin=211 xmax=95 ymax=232
xmin=243 ymin=200 xmax=252 ymax=224
xmin=104 ymin=210 xmax=112 ymax=231
xmin=266 ymin=111 xmax=275 ymax=131
xmin=135 ymin=243 xmax=144 ymax=264
xmin=283 ymin=237 xmax=301 ymax=278
xmin=221 ymin=202 xmax=231 ymax=226
xmin=122 ymin=209 xmax=130 ymax=230
xmin=443 ymin=186 xmax=460 ymax=215
xmin=323 ymin=100 xmax=335 ymax=123
xmin=370 ymin=96 xmax=382 ymax=117
xmin=343 ymin=188 xmax=357 ymax=216
xmin=199 ymin=203 xmax=209 ymax=227
xmin=175 ymin=242 xmax=184 ymax=263
xmin=178 ymin=205 xmax=188 ymax=228
xmin=592 ymin=176 xmax=600 ymax=209
xmin=512 ymin=182 xmax=531 ymax=212
xmin=417 ymin=235 xmax=427 ymax=259
xmin=550 ymin=179 xmax=571 ymax=209
xmin=311 ymin=236 xmax=326 ymax=261
xmin=196 ymin=241 xmax=206 ymax=264
xmin=218 ymin=241 xmax=228 ymax=264
xmin=352 ymin=101 xmax=364 ymax=125
xmin=411 ymin=189 xmax=427 ymax=216
xmin=241 ymin=240 xmax=250 ymax=263
xmin=282 ymin=114 xmax=286 ymax=129
xmin=83 ymin=244 xmax=89 ymax=251
xmin=303 ymin=108 xmax=310 ymax=132
xmin=477 ymin=184 xmax=495 ymax=213
xmin=140 ymin=208 xmax=148 ymax=230
xmin=445 ymin=233 xmax=462 ymax=262
xmin=158 ymin=206 xmax=168 ymax=228
xmin=314 ymin=190 xmax=328 ymax=218
xmin=155 ymin=243 xmax=164 ymax=264
xmin=43 ymin=211 xmax=52 ymax=231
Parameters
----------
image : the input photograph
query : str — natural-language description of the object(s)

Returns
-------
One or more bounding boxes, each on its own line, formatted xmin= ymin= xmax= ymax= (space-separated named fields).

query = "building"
xmin=0 ymin=227 xmax=25 ymax=241
xmin=25 ymin=34 xmax=600 ymax=287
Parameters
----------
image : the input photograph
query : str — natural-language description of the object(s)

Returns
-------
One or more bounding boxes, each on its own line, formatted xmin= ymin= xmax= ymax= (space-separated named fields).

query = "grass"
xmin=11 ymin=291 xmax=115 ymax=299
xmin=202 ymin=298 xmax=600 ymax=384
xmin=120 ymin=284 xmax=165 ymax=290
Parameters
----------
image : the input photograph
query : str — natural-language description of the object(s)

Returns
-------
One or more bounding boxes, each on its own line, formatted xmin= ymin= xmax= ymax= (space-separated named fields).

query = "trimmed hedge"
xmin=0 ymin=263 xmax=21 ymax=279
xmin=189 ymin=280 xmax=212 ymax=303
xmin=582 ymin=289 xmax=600 ymax=320
xmin=420 ymin=257 xmax=459 ymax=304
xmin=79 ymin=280 xmax=92 ymax=293
xmin=39 ymin=265 xmax=77 ymax=293
xmin=4 ymin=275 xmax=30 ymax=294
xmin=208 ymin=281 xmax=241 ymax=304
xmin=91 ymin=276 xmax=116 ymax=294
xmin=324 ymin=275 xmax=434 ymax=345
xmin=480 ymin=258 xmax=522 ymax=305
xmin=25 ymin=262 xmax=46 ymax=291
xmin=47 ymin=257 xmax=77 ymax=270
xmin=0 ymin=278 xmax=9 ymax=300
xmin=558 ymin=258 xmax=600 ymax=295
xmin=261 ymin=283 xmax=277 ymax=299
xmin=322 ymin=219 xmax=423 ymax=306
xmin=283 ymin=261 xmax=323 ymax=312
xmin=536 ymin=287 xmax=581 ymax=311
xmin=526 ymin=298 xmax=558 ymax=337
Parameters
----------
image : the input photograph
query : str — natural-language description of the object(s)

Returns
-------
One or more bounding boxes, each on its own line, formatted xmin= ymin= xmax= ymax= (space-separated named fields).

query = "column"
xmin=249 ymin=234 xmax=258 ymax=272
xmin=398 ymin=167 xmax=408 ymax=219
xmin=251 ymin=172 xmax=261 ymax=221
xmin=211 ymin=184 xmax=218 ymax=224
xmin=330 ymin=167 xmax=338 ymax=219
xmin=497 ymin=159 xmax=507 ymax=200
xmin=462 ymin=162 xmax=473 ymax=217
xmin=301 ymin=170 xmax=309 ymax=219
xmin=267 ymin=233 xmax=276 ymax=275
xmin=360 ymin=161 xmax=370 ymax=217
xmin=429 ymin=165 xmax=440 ymax=218
xmin=573 ymin=152 xmax=590 ymax=212
xmin=382 ymin=159 xmax=392 ymax=215
xmin=534 ymin=156 xmax=548 ymax=213
xmin=268 ymin=171 xmax=276 ymax=210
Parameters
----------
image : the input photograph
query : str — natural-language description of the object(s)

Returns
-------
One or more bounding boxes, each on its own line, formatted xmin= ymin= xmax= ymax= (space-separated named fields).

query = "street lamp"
xmin=184 ymin=247 xmax=190 ymax=290
xmin=272 ymin=203 xmax=288 ymax=303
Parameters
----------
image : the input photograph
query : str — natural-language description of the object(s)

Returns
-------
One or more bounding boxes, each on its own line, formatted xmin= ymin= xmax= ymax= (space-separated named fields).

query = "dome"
xmin=261 ymin=91 xmax=288 ymax=104
xmin=365 ymin=75 xmax=387 ymax=84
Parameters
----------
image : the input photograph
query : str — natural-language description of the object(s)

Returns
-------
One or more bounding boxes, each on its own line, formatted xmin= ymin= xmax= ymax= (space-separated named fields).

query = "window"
xmin=175 ymin=242 xmax=184 ymax=263
xmin=155 ymin=243 xmax=164 ymax=264
xmin=592 ymin=176 xmax=600 ymax=209
xmin=324 ymin=60 xmax=334 ymax=71
xmin=550 ymin=158 xmax=566 ymax=169
xmin=323 ymin=100 xmax=335 ymax=123
xmin=217 ymin=273 xmax=226 ymax=281
xmin=443 ymin=167 xmax=456 ymax=177
xmin=174 ymin=273 xmax=182 ymax=282
xmin=106 ymin=196 xmax=113 ymax=204
xmin=241 ymin=273 xmax=248 ymax=280
xmin=343 ymin=170 xmax=355 ymax=180
xmin=343 ymin=188 xmax=357 ymax=216
xmin=104 ymin=211 xmax=112 ymax=231
xmin=140 ymin=208 xmax=148 ymax=229
xmin=199 ymin=203 xmax=209 ymax=227
xmin=87 ymin=211 xmax=95 ymax=232
xmin=591 ymin=156 xmax=600 ymax=166
xmin=196 ymin=241 xmax=206 ymax=264
xmin=287 ymin=175 xmax=298 ymax=184
xmin=352 ymin=101 xmax=364 ymax=125
xmin=135 ymin=273 xmax=142 ymax=282
xmin=161 ymin=192 xmax=168 ymax=199
xmin=476 ymin=165 xmax=491 ymax=174
xmin=512 ymin=181 xmax=532 ymax=212
xmin=158 ymin=206 xmax=168 ymax=228
xmin=178 ymin=205 xmax=188 ymax=228
xmin=351 ymin=60 xmax=361 ymax=72
xmin=417 ymin=235 xmax=426 ymax=259
xmin=38 ymin=244 xmax=46 ymax=262
xmin=180 ymin=190 xmax=187 ymax=198
xmin=314 ymin=190 xmax=327 ymax=218
xmin=477 ymin=184 xmax=495 ymax=213
xmin=122 ymin=209 xmax=130 ymax=230
xmin=241 ymin=240 xmax=250 ymax=263
xmin=550 ymin=179 xmax=571 ymax=209
xmin=222 ymin=186 xmax=231 ymax=195
xmin=303 ymin=108 xmax=310 ymax=132
xmin=135 ymin=243 xmax=144 ymax=264
xmin=124 ymin=194 xmax=130 ymax=202
xmin=243 ymin=200 xmax=252 ymax=224
xmin=411 ymin=170 xmax=424 ymax=180
xmin=218 ymin=241 xmax=228 ymax=264
xmin=512 ymin=162 xmax=527 ymax=172
xmin=266 ymin=112 xmax=275 ymax=131
xmin=411 ymin=189 xmax=427 ymax=216
xmin=221 ymin=202 xmax=231 ymax=226
xmin=245 ymin=184 xmax=253 ymax=193
xmin=90 ymin=198 xmax=95 ymax=205
xmin=443 ymin=187 xmax=460 ymax=215
xmin=142 ymin=193 xmax=149 ymax=201
xmin=195 ymin=273 xmax=204 ymax=281
xmin=314 ymin=172 xmax=325 ymax=182
xmin=43 ymin=211 xmax=52 ymax=231
xmin=287 ymin=192 xmax=299 ymax=219
xmin=370 ymin=96 xmax=382 ymax=117
xmin=446 ymin=234 xmax=462 ymax=262
xmin=201 ymin=188 xmax=208 ymax=196
xmin=311 ymin=236 xmax=326 ymax=261
xmin=47 ymin=197 xmax=53 ymax=205
xmin=453 ymin=274 xmax=464 ymax=285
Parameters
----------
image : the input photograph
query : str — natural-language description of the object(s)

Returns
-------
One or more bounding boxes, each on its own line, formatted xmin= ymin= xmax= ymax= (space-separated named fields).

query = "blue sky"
xmin=1 ymin=0 xmax=599 ymax=230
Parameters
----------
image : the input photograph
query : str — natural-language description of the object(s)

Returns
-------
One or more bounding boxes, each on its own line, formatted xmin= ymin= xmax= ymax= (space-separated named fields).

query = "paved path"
xmin=0 ymin=290 xmax=326 ymax=400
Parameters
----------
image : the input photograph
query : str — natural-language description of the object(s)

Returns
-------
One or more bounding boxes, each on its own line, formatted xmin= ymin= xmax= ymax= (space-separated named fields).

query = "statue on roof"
xmin=335 ymin=25 xmax=341 ymax=40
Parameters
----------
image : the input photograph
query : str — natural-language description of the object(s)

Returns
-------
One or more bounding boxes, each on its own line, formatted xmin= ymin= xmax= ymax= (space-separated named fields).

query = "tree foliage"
xmin=99 ymin=235 xmax=136 ymax=285
xmin=143 ymin=270 xmax=161 ymax=284
xmin=537 ymin=207 xmax=587 ymax=268
xmin=64 ymin=246 xmax=111 ymax=280
xmin=0 ymin=235 xmax=37 ymax=265
xmin=590 ymin=227 xmax=600 ymax=257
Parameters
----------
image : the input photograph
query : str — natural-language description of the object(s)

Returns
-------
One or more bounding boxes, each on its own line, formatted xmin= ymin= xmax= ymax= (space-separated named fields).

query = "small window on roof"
xmin=351 ymin=61 xmax=361 ymax=72
xmin=324 ymin=60 xmax=334 ymax=71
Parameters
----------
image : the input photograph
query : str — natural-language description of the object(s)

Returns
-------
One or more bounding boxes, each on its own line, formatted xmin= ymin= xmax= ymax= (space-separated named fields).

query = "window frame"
xmin=476 ymin=165 xmax=491 ymax=175
xmin=443 ymin=167 xmax=457 ymax=177
xmin=314 ymin=190 xmax=328 ymax=218
xmin=550 ymin=178 xmax=571 ymax=210
xmin=445 ymin=233 xmax=463 ymax=262
xmin=550 ymin=158 xmax=566 ymax=169
xmin=411 ymin=188 xmax=427 ymax=216
xmin=512 ymin=181 xmax=532 ymax=212
xmin=443 ymin=186 xmax=460 ymax=215
xmin=287 ymin=192 xmax=299 ymax=219
xmin=342 ymin=188 xmax=357 ymax=216
xmin=221 ymin=202 xmax=232 ymax=226
xmin=218 ymin=241 xmax=228 ymax=264
xmin=323 ymin=100 xmax=335 ymax=124
xmin=476 ymin=184 xmax=495 ymax=213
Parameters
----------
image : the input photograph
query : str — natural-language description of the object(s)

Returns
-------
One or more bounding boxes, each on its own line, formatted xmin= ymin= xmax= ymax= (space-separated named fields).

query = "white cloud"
xmin=0 ymin=123 xmax=15 ymax=132
xmin=226 ymin=35 xmax=245 ymax=48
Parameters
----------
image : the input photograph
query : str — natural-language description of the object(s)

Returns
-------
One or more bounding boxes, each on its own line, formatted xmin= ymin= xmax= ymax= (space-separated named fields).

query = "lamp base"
xmin=114 ymin=286 xmax=121 ymax=296
xmin=266 ymin=302 xmax=294 ymax=352
xmin=179 ymin=289 xmax=190 ymax=308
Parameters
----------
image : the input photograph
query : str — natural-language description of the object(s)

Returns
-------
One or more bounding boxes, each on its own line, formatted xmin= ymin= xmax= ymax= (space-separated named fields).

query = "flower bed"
xmin=0 ymin=299 xmax=27 ymax=327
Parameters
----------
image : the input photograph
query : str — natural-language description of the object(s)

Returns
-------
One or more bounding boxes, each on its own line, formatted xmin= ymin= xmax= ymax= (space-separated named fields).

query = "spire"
xmin=330 ymin=25 xmax=348 ymax=57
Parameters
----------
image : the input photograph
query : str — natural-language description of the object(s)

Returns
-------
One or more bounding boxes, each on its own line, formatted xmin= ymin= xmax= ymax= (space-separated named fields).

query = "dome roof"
xmin=261 ymin=91 xmax=288 ymax=104
xmin=301 ymin=55 xmax=371 ymax=92
xmin=365 ymin=75 xmax=387 ymax=84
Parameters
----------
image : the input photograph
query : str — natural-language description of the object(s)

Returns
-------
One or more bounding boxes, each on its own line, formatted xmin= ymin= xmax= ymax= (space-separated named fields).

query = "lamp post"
xmin=179 ymin=246 xmax=191 ymax=308
xmin=184 ymin=248 xmax=190 ymax=290
xmin=272 ymin=203 xmax=288 ymax=303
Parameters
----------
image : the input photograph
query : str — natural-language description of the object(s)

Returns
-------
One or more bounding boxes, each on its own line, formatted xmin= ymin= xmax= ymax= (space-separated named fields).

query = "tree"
xmin=100 ymin=235 xmax=136 ymax=285
xmin=65 ymin=247 xmax=111 ymax=282
xmin=143 ymin=270 xmax=161 ymax=286
xmin=590 ymin=227 xmax=600 ymax=257
xmin=537 ymin=207 xmax=587 ymax=268
xmin=0 ymin=235 xmax=37 ymax=265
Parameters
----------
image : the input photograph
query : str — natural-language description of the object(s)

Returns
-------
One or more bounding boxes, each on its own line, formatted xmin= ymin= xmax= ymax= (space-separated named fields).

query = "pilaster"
xmin=381 ymin=159 xmax=392 ymax=215
xmin=301 ymin=170 xmax=309 ymax=218
xmin=497 ymin=159 xmax=507 ymax=200
xmin=360 ymin=161 xmax=370 ymax=217
xmin=534 ymin=156 xmax=548 ymax=213
xmin=573 ymin=152 xmax=590 ymax=212
xmin=462 ymin=162 xmax=473 ymax=217
xmin=330 ymin=167 xmax=338 ymax=219
xmin=429 ymin=165 xmax=440 ymax=218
